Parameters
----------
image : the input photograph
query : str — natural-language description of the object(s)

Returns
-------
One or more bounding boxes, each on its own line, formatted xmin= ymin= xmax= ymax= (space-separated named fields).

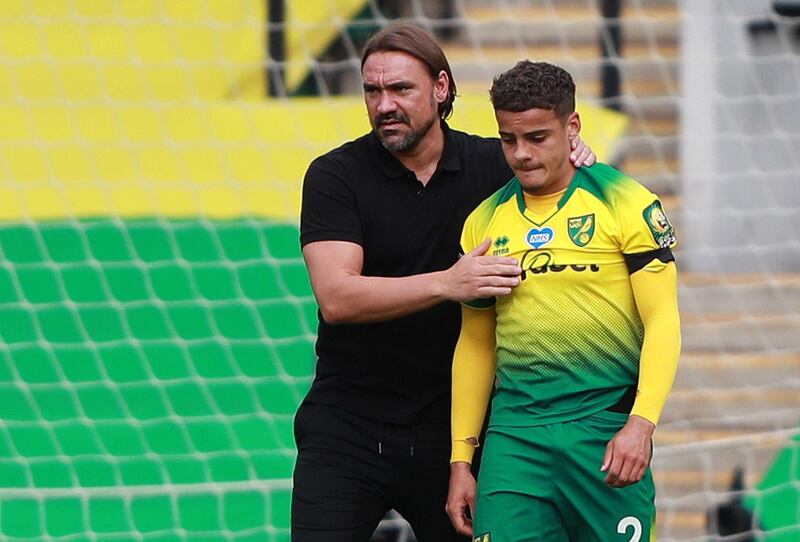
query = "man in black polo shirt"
xmin=294 ymin=23 xmax=595 ymax=542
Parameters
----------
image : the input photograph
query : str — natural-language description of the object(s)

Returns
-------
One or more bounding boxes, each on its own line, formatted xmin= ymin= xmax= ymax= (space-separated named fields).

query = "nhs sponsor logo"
xmin=526 ymin=227 xmax=555 ymax=249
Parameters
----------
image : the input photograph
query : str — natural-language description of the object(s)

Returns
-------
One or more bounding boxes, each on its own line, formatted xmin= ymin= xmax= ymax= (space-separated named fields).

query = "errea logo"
xmin=492 ymin=235 xmax=510 ymax=255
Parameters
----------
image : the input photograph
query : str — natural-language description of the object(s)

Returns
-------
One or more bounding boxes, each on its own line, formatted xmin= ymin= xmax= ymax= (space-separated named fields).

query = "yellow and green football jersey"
xmin=461 ymin=162 xmax=676 ymax=427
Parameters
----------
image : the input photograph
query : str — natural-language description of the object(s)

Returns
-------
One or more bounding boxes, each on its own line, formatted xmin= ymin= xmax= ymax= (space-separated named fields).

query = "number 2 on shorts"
xmin=617 ymin=516 xmax=642 ymax=542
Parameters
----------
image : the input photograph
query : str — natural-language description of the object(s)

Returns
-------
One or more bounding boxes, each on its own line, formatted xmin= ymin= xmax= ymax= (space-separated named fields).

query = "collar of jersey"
xmin=513 ymin=167 xmax=587 ymax=226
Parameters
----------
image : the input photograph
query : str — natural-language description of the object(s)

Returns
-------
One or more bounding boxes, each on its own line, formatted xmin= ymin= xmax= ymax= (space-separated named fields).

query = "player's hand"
xmin=442 ymin=238 xmax=521 ymax=302
xmin=446 ymin=462 xmax=477 ymax=536
xmin=570 ymin=136 xmax=596 ymax=167
xmin=601 ymin=415 xmax=655 ymax=488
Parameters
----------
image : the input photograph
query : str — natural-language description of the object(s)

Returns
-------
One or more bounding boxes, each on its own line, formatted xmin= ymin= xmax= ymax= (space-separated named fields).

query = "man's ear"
xmin=434 ymin=70 xmax=450 ymax=104
xmin=567 ymin=111 xmax=581 ymax=139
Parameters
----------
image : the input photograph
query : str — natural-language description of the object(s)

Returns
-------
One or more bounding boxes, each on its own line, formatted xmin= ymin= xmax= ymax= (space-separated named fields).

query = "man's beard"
xmin=374 ymin=112 xmax=437 ymax=153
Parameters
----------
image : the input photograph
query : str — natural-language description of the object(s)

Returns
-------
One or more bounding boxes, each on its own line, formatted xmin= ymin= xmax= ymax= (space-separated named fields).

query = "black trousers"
xmin=291 ymin=401 xmax=468 ymax=542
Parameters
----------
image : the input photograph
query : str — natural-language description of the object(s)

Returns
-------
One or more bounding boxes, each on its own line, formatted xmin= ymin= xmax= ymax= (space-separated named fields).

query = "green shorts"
xmin=473 ymin=410 xmax=655 ymax=542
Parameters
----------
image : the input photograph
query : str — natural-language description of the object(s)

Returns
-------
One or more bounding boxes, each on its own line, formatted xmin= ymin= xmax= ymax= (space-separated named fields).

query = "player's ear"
xmin=566 ymin=111 xmax=581 ymax=139
xmin=433 ymin=70 xmax=449 ymax=105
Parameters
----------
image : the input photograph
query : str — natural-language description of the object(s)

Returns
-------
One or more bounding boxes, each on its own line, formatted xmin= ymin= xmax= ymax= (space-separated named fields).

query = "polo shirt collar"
xmin=369 ymin=121 xmax=463 ymax=179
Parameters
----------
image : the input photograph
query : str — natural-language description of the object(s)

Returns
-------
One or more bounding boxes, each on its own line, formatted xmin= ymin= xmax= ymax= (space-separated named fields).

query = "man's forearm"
xmin=317 ymin=269 xmax=452 ymax=324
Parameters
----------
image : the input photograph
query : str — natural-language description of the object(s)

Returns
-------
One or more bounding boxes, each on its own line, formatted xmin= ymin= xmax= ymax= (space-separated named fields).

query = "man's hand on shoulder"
xmin=601 ymin=414 xmax=655 ymax=488
xmin=446 ymin=461 xmax=476 ymax=537
xmin=440 ymin=238 xmax=521 ymax=302
xmin=570 ymin=136 xmax=597 ymax=167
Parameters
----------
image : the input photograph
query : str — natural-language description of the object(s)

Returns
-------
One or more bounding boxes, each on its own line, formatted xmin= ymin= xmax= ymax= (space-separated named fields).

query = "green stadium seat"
xmin=0 ymin=459 xmax=28 ymax=487
xmin=125 ymin=306 xmax=172 ymax=340
xmin=0 ymin=307 xmax=37 ymax=343
xmin=127 ymin=222 xmax=177 ymax=262
xmin=37 ymin=306 xmax=84 ymax=343
xmin=0 ymin=385 xmax=38 ymax=421
xmin=17 ymin=266 xmax=62 ymax=303
xmin=208 ymin=454 xmax=249 ymax=482
xmin=185 ymin=420 xmax=234 ymax=453
xmin=167 ymin=305 xmax=215 ymax=340
xmin=45 ymin=497 xmax=86 ymax=536
xmin=250 ymin=451 xmax=295 ymax=480
xmin=193 ymin=265 xmax=238 ymax=301
xmin=174 ymin=225 xmax=222 ymax=263
xmin=149 ymin=264 xmax=195 ymax=302
xmin=163 ymin=456 xmax=207 ymax=484
xmin=104 ymin=265 xmax=150 ymax=302
xmin=232 ymin=342 xmax=281 ymax=378
xmin=96 ymin=423 xmax=148 ymax=456
xmin=0 ymin=227 xmax=45 ymax=264
xmin=263 ymin=224 xmax=301 ymax=260
xmin=178 ymin=493 xmax=222 ymax=532
xmin=188 ymin=340 xmax=237 ymax=378
xmin=99 ymin=344 xmax=150 ymax=383
xmin=119 ymin=385 xmax=170 ymax=421
xmin=218 ymin=223 xmax=266 ymax=261
xmin=1 ymin=498 xmax=42 ymax=538
xmin=208 ymin=381 xmax=257 ymax=415
xmin=81 ymin=306 xmax=127 ymax=342
xmin=131 ymin=495 xmax=175 ymax=533
xmin=0 ymin=267 xmax=19 ymax=304
xmin=62 ymin=266 xmax=107 ymax=302
xmin=143 ymin=421 xmax=192 ymax=455
xmin=12 ymin=345 xmax=60 ymax=383
xmin=143 ymin=343 xmax=192 ymax=381
xmin=54 ymin=422 xmax=103 ymax=455
xmin=212 ymin=303 xmax=260 ymax=339
xmin=40 ymin=226 xmax=88 ymax=263
xmin=9 ymin=425 xmax=58 ymax=457
xmin=78 ymin=385 xmax=127 ymax=420
xmin=89 ymin=497 xmax=130 ymax=533
xmin=56 ymin=347 xmax=103 ymax=382
xmin=238 ymin=263 xmax=284 ymax=300
xmin=119 ymin=457 xmax=164 ymax=486
xmin=224 ymin=491 xmax=266 ymax=531
xmin=31 ymin=388 xmax=79 ymax=421
xmin=30 ymin=458 xmax=72 ymax=488
xmin=85 ymin=223 xmax=134 ymax=262
xmin=259 ymin=303 xmax=304 ymax=340
xmin=165 ymin=382 xmax=216 ymax=417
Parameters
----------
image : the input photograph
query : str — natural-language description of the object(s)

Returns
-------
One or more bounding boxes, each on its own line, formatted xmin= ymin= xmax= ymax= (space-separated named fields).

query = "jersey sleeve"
xmin=629 ymin=262 xmax=681 ymax=425
xmin=451 ymin=305 xmax=497 ymax=463
xmin=616 ymin=182 xmax=677 ymax=273
xmin=300 ymin=155 xmax=363 ymax=247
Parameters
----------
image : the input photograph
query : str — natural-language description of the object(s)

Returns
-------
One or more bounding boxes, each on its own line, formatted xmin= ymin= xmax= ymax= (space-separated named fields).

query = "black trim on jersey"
xmin=606 ymin=385 xmax=637 ymax=414
xmin=624 ymin=247 xmax=674 ymax=274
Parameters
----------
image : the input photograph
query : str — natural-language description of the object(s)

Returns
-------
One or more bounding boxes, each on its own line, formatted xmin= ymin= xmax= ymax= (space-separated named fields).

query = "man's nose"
xmin=376 ymin=92 xmax=397 ymax=114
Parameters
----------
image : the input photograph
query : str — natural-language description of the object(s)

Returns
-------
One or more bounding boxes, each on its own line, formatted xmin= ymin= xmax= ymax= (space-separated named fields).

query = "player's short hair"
xmin=490 ymin=61 xmax=575 ymax=120
xmin=361 ymin=23 xmax=457 ymax=120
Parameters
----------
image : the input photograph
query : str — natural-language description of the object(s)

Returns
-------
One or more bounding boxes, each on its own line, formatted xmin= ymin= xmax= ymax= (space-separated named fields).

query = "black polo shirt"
xmin=300 ymin=122 xmax=513 ymax=426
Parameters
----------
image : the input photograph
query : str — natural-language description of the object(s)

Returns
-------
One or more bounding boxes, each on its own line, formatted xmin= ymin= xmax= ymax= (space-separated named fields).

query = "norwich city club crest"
xmin=567 ymin=214 xmax=595 ymax=247
xmin=473 ymin=533 xmax=492 ymax=542
xmin=643 ymin=200 xmax=676 ymax=248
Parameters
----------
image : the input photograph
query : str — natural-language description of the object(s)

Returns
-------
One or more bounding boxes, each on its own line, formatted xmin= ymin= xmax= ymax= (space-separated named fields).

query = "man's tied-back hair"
xmin=361 ymin=23 xmax=458 ymax=120
xmin=490 ymin=60 xmax=575 ymax=120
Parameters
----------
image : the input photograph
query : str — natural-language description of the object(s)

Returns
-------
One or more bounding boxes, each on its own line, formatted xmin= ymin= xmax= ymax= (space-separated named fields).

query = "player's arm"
xmin=446 ymin=305 xmax=497 ymax=536
xmin=602 ymin=258 xmax=681 ymax=487
xmin=303 ymin=239 xmax=519 ymax=324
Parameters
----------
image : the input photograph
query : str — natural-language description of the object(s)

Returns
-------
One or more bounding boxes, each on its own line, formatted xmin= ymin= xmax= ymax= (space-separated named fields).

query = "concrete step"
xmin=680 ymin=313 xmax=800 ymax=352
xmin=679 ymin=273 xmax=800 ymax=316
xmin=673 ymin=352 xmax=800 ymax=388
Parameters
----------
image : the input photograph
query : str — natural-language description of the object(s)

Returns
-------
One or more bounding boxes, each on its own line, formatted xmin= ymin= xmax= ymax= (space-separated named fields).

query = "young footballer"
xmin=446 ymin=61 xmax=681 ymax=541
